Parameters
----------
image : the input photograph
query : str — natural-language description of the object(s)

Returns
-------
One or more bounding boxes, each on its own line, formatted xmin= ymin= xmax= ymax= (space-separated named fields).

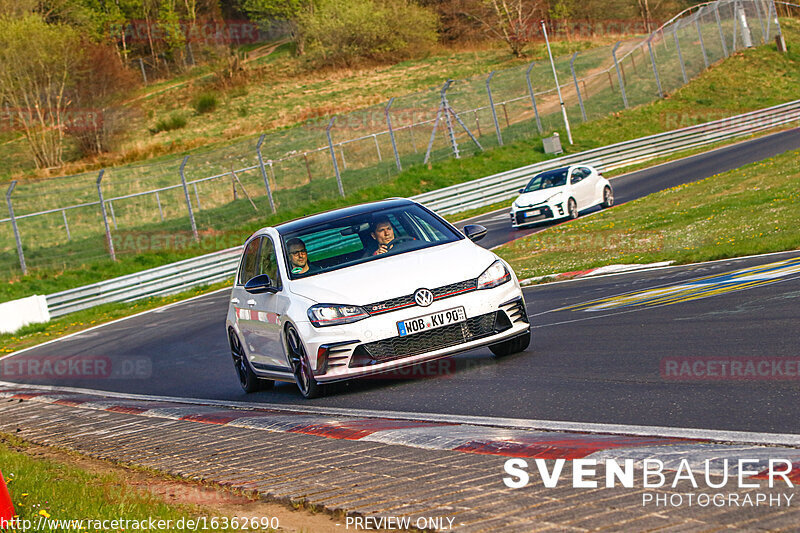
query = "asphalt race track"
xmin=4 ymin=129 xmax=800 ymax=434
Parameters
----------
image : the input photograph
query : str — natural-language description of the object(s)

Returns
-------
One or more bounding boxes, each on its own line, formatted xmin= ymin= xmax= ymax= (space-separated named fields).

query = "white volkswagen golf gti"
xmin=510 ymin=165 xmax=613 ymax=228
xmin=226 ymin=198 xmax=530 ymax=398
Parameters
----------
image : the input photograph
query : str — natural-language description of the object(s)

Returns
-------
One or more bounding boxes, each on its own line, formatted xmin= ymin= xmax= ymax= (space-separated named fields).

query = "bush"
xmin=151 ymin=112 xmax=187 ymax=134
xmin=192 ymin=92 xmax=218 ymax=114
xmin=298 ymin=0 xmax=438 ymax=67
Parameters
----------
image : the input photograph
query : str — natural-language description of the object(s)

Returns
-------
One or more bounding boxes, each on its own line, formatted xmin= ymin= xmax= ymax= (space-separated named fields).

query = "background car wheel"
xmin=601 ymin=186 xmax=614 ymax=208
xmin=229 ymin=329 xmax=272 ymax=393
xmin=286 ymin=324 xmax=324 ymax=399
xmin=567 ymin=198 xmax=578 ymax=220
xmin=489 ymin=330 xmax=531 ymax=357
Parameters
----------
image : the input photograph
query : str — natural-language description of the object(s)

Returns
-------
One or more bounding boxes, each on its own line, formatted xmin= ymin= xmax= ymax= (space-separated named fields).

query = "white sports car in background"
xmin=510 ymin=165 xmax=613 ymax=228
xmin=226 ymin=198 xmax=531 ymax=398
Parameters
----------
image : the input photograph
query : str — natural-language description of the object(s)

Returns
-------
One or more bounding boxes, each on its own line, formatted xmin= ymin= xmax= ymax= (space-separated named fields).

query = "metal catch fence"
xmin=0 ymin=0 xmax=785 ymax=277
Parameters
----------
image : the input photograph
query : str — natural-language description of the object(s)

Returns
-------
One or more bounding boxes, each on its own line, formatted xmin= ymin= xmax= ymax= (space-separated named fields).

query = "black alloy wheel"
xmin=229 ymin=329 xmax=271 ymax=393
xmin=286 ymin=324 xmax=324 ymax=399
xmin=567 ymin=198 xmax=579 ymax=220
xmin=602 ymin=186 xmax=614 ymax=208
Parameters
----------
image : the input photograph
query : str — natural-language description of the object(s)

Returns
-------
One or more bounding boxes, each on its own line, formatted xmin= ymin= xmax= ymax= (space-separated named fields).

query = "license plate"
xmin=523 ymin=209 xmax=540 ymax=218
xmin=397 ymin=307 xmax=467 ymax=337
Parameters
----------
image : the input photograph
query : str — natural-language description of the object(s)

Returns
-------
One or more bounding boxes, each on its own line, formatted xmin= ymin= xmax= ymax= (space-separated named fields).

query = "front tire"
xmin=286 ymin=324 xmax=324 ymax=399
xmin=601 ymin=186 xmax=614 ymax=208
xmin=567 ymin=198 xmax=578 ymax=220
xmin=489 ymin=330 xmax=531 ymax=357
xmin=229 ymin=329 xmax=272 ymax=393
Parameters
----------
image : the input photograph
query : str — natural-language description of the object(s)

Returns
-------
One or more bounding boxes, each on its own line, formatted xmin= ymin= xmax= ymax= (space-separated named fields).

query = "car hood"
xmin=288 ymin=240 xmax=497 ymax=305
xmin=514 ymin=188 xmax=566 ymax=207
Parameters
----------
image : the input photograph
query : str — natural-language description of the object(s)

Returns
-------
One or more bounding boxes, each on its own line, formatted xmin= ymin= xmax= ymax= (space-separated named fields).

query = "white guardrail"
xmin=43 ymin=100 xmax=800 ymax=317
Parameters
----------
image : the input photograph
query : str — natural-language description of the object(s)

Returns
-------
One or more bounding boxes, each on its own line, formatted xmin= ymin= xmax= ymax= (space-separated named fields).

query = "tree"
xmin=466 ymin=0 xmax=545 ymax=57
xmin=0 ymin=14 xmax=82 ymax=168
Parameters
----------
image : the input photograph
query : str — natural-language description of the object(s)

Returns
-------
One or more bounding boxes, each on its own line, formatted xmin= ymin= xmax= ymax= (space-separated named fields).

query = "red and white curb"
xmin=519 ymin=261 xmax=675 ymax=286
xmin=2 ymin=386 xmax=799 ymax=480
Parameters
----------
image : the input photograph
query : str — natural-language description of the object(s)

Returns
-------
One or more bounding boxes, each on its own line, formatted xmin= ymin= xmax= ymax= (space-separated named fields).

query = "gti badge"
xmin=414 ymin=288 xmax=434 ymax=307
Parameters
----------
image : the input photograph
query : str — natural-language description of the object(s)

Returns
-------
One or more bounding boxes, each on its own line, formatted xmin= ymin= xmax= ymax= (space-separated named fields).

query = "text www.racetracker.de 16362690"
xmin=0 ymin=516 xmax=280 ymax=532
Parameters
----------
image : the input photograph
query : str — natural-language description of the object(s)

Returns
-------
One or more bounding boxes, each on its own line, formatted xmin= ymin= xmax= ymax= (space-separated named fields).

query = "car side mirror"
xmin=244 ymin=274 xmax=278 ymax=294
xmin=463 ymin=224 xmax=487 ymax=243
xmin=518 ymin=188 xmax=524 ymax=194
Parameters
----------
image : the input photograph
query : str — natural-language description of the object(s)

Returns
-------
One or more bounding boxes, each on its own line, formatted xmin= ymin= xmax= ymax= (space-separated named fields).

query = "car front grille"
xmin=364 ymin=278 xmax=478 ymax=316
xmin=515 ymin=206 xmax=553 ymax=225
xmin=349 ymin=311 xmax=510 ymax=367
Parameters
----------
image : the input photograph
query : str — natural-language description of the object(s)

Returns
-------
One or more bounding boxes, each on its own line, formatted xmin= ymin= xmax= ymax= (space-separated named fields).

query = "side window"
xmin=387 ymin=213 xmax=410 ymax=239
xmin=259 ymin=237 xmax=281 ymax=289
xmin=580 ymin=167 xmax=593 ymax=179
xmin=239 ymin=238 xmax=261 ymax=285
xmin=571 ymin=168 xmax=584 ymax=184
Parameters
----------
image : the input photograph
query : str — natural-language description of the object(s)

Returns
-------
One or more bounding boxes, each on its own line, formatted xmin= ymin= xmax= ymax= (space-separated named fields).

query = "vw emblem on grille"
xmin=414 ymin=288 xmax=434 ymax=307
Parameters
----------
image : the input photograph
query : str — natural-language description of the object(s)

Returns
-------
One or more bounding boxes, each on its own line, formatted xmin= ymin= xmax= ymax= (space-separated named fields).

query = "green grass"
xmin=1 ymin=19 xmax=799 ymax=302
xmin=0 ymin=434 xmax=259 ymax=532
xmin=494 ymin=148 xmax=800 ymax=279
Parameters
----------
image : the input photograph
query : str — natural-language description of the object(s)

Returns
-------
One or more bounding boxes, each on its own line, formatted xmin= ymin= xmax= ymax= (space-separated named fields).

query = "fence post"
xmin=753 ymin=0 xmax=768 ymax=43
xmin=714 ymin=3 xmax=729 ymax=57
xmin=179 ymin=156 xmax=199 ymax=241
xmin=138 ymin=58 xmax=147 ymax=85
xmin=155 ymin=191 xmax=164 ymax=221
xmin=525 ymin=62 xmax=543 ymax=135
xmin=326 ymin=117 xmax=345 ymax=197
xmin=95 ymin=170 xmax=116 ymax=261
xmin=612 ymin=41 xmax=629 ymax=109
xmin=486 ymin=72 xmax=503 ymax=146
xmin=542 ymin=21 xmax=572 ymax=145
xmin=5 ymin=180 xmax=26 ymax=275
xmin=372 ymin=134 xmax=382 ymax=161
xmin=695 ymin=10 xmax=709 ymax=68
xmin=385 ymin=97 xmax=402 ymax=172
xmin=673 ymin=27 xmax=689 ymax=84
xmin=736 ymin=1 xmax=753 ymax=48
xmin=256 ymin=134 xmax=276 ymax=213
xmin=62 ymin=209 xmax=71 ymax=241
xmin=440 ymin=80 xmax=459 ymax=159
xmin=570 ymin=52 xmax=587 ymax=122
xmin=647 ymin=36 xmax=664 ymax=98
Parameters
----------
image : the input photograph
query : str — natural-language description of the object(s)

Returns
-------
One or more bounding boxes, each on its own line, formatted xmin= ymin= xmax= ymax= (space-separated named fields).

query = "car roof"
xmin=275 ymin=198 xmax=417 ymax=234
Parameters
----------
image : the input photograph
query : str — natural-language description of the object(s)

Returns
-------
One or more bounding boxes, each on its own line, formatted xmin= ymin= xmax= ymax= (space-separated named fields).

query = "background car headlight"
xmin=308 ymin=304 xmax=368 ymax=327
xmin=477 ymin=260 xmax=511 ymax=290
xmin=546 ymin=192 xmax=563 ymax=204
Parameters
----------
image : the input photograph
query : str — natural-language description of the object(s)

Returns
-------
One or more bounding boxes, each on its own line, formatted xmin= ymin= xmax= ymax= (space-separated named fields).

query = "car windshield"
xmin=523 ymin=169 xmax=568 ymax=192
xmin=280 ymin=204 xmax=463 ymax=279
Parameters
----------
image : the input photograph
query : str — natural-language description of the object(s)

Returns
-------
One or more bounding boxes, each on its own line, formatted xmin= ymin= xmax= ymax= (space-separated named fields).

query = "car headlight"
xmin=307 ymin=304 xmax=369 ymax=327
xmin=477 ymin=260 xmax=511 ymax=290
xmin=546 ymin=192 xmax=563 ymax=204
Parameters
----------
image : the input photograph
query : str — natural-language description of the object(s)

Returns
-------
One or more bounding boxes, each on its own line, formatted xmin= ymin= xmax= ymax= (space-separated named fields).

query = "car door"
xmin=233 ymin=236 xmax=291 ymax=372
xmin=569 ymin=167 xmax=594 ymax=210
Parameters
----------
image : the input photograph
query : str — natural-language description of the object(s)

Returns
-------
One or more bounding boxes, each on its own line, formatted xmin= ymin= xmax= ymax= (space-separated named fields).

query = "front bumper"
xmin=295 ymin=282 xmax=529 ymax=383
xmin=510 ymin=201 xmax=566 ymax=227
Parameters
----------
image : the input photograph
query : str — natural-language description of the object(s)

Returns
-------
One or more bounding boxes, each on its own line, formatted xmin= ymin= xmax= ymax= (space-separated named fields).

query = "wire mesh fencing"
xmin=0 ymin=0 xmax=784 ymax=278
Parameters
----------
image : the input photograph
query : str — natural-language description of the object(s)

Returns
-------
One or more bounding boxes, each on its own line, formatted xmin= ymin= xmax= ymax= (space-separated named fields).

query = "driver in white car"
xmin=370 ymin=216 xmax=396 ymax=255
